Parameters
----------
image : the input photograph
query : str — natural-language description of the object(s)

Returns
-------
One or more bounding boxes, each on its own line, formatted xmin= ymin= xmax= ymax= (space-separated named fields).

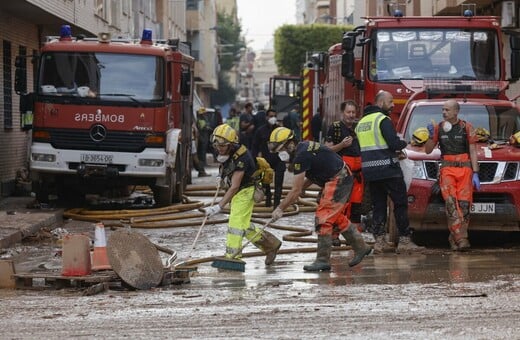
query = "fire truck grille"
xmin=424 ymin=161 xmax=516 ymax=183
xmin=48 ymin=129 xmax=151 ymax=152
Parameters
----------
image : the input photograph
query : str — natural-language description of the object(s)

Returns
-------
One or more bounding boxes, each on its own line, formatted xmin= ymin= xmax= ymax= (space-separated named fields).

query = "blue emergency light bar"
xmin=142 ymin=29 xmax=153 ymax=42
xmin=60 ymin=25 xmax=72 ymax=39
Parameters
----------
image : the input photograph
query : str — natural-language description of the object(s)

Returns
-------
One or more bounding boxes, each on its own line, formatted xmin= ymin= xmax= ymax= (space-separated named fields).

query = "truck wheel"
xmin=171 ymin=147 xmax=186 ymax=203
xmin=153 ymin=167 xmax=175 ymax=207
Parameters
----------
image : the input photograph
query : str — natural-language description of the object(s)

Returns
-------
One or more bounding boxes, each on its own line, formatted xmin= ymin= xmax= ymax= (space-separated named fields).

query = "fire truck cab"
xmin=15 ymin=26 xmax=195 ymax=206
xmin=340 ymin=8 xmax=520 ymax=123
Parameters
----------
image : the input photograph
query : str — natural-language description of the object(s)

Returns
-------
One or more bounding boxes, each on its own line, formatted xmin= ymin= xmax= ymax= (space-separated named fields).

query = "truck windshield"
xmin=38 ymin=52 xmax=164 ymax=101
xmin=370 ymin=29 xmax=499 ymax=81
xmin=405 ymin=105 xmax=520 ymax=142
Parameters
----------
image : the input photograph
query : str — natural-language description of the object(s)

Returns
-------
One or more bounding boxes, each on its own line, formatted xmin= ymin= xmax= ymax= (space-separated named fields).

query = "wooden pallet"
xmin=13 ymin=270 xmax=120 ymax=290
xmin=12 ymin=267 xmax=193 ymax=290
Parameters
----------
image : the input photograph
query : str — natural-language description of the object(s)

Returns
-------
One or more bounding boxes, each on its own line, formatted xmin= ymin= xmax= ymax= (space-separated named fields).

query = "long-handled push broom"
xmin=211 ymin=219 xmax=273 ymax=272
xmin=173 ymin=179 xmax=221 ymax=271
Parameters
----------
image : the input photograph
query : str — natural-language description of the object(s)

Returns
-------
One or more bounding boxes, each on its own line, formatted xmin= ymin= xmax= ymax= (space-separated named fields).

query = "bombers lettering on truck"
xmin=74 ymin=112 xmax=125 ymax=123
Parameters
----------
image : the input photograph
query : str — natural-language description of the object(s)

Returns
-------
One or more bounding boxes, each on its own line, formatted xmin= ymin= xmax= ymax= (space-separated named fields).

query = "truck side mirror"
xmin=15 ymin=56 xmax=27 ymax=95
xmin=510 ymin=35 xmax=520 ymax=81
xmin=180 ymin=70 xmax=191 ymax=96
xmin=342 ymin=35 xmax=356 ymax=51
xmin=341 ymin=51 xmax=355 ymax=81
xmin=341 ymin=34 xmax=356 ymax=81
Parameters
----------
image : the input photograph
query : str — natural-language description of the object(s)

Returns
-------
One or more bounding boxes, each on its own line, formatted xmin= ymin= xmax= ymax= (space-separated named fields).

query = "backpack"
xmin=253 ymin=157 xmax=274 ymax=185
xmin=230 ymin=145 xmax=274 ymax=185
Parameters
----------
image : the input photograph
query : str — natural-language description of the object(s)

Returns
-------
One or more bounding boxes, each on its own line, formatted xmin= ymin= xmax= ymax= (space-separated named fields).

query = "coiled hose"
xmin=63 ymin=184 xmax=357 ymax=266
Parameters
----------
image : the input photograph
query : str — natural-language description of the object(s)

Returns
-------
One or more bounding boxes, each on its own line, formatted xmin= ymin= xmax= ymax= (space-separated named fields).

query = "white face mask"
xmin=216 ymin=155 xmax=230 ymax=163
xmin=268 ymin=117 xmax=277 ymax=125
xmin=278 ymin=151 xmax=290 ymax=162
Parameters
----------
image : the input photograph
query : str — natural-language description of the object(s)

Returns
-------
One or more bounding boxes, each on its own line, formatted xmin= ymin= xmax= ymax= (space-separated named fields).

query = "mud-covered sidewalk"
xmin=0 ymin=196 xmax=62 ymax=249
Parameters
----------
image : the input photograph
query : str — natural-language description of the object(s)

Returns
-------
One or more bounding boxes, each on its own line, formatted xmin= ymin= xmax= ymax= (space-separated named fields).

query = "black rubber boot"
xmin=264 ymin=185 xmax=272 ymax=207
xmin=341 ymin=224 xmax=373 ymax=267
xmin=303 ymin=235 xmax=332 ymax=272
xmin=273 ymin=194 xmax=281 ymax=209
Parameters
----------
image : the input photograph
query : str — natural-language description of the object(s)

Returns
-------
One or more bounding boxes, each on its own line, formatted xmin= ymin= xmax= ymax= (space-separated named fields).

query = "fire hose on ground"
xmin=62 ymin=184 xmax=360 ymax=266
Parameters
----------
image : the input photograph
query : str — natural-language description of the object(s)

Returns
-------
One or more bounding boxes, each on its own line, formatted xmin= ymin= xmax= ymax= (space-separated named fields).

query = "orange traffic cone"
xmin=91 ymin=222 xmax=111 ymax=271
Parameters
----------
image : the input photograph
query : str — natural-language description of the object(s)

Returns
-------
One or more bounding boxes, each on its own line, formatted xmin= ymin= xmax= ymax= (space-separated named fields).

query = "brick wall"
xmin=0 ymin=13 xmax=39 ymax=196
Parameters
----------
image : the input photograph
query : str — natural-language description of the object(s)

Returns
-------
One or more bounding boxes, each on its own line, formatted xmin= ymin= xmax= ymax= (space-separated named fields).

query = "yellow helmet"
xmin=268 ymin=127 xmax=294 ymax=152
xmin=510 ymin=131 xmax=520 ymax=145
xmin=211 ymin=124 xmax=238 ymax=145
xmin=475 ymin=127 xmax=490 ymax=142
xmin=411 ymin=127 xmax=429 ymax=146
xmin=197 ymin=107 xmax=206 ymax=114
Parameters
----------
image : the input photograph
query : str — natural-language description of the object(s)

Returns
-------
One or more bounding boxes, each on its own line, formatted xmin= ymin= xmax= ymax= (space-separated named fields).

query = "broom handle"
xmin=186 ymin=179 xmax=221 ymax=259
xmin=230 ymin=219 xmax=273 ymax=259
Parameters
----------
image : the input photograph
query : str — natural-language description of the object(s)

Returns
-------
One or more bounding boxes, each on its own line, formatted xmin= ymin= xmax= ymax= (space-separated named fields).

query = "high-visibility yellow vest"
xmin=355 ymin=112 xmax=388 ymax=152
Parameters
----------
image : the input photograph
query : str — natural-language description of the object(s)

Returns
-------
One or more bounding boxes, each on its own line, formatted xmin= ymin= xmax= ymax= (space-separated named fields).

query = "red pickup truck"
xmin=397 ymin=98 xmax=520 ymax=232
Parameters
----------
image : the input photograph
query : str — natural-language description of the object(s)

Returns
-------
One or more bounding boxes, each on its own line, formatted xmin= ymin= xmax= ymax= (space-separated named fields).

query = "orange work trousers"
xmin=316 ymin=168 xmax=353 ymax=236
xmin=439 ymin=154 xmax=473 ymax=241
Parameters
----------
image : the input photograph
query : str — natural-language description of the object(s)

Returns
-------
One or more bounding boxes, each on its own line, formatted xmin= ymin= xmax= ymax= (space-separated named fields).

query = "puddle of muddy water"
xmin=187 ymin=250 xmax=520 ymax=289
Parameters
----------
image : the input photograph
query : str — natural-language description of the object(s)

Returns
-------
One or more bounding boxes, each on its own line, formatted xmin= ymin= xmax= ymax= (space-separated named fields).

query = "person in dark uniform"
xmin=311 ymin=112 xmax=323 ymax=142
xmin=356 ymin=91 xmax=424 ymax=253
xmin=268 ymin=127 xmax=372 ymax=272
xmin=239 ymin=102 xmax=255 ymax=149
xmin=251 ymin=109 xmax=285 ymax=208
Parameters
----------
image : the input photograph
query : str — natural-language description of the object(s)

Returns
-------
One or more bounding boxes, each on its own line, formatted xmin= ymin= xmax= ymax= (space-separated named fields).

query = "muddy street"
xmin=1 ymin=166 xmax=520 ymax=339
xmin=2 ymin=208 xmax=520 ymax=338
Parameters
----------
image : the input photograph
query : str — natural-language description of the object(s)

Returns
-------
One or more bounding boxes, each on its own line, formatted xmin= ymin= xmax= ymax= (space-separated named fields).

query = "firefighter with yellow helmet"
xmin=269 ymin=127 xmax=372 ymax=271
xmin=203 ymin=124 xmax=282 ymax=268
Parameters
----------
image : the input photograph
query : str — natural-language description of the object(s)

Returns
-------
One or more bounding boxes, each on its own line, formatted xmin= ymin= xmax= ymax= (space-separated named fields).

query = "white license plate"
xmin=80 ymin=153 xmax=113 ymax=164
xmin=470 ymin=202 xmax=495 ymax=214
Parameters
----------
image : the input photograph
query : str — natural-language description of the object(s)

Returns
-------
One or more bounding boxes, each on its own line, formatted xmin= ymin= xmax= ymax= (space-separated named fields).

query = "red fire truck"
xmin=15 ymin=26 xmax=195 ymax=206
xmin=340 ymin=8 xmax=520 ymax=123
xmin=337 ymin=7 xmax=520 ymax=235
xmin=303 ymin=7 xmax=520 ymax=237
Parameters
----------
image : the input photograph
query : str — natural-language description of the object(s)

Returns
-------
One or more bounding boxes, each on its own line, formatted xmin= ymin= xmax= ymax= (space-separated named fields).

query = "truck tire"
xmin=153 ymin=149 xmax=185 ymax=207
xmin=172 ymin=146 xmax=186 ymax=203
xmin=153 ymin=167 xmax=175 ymax=207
